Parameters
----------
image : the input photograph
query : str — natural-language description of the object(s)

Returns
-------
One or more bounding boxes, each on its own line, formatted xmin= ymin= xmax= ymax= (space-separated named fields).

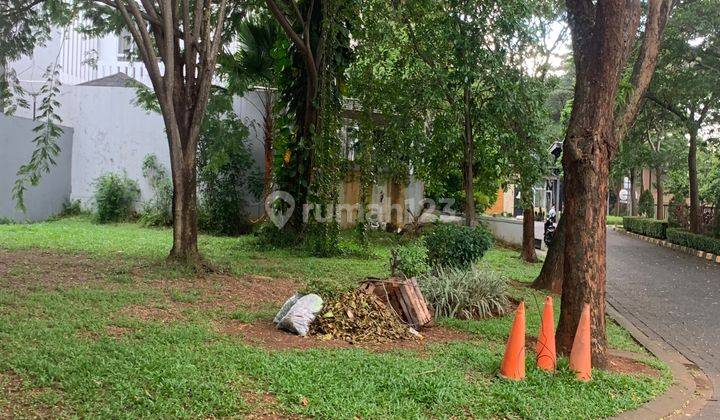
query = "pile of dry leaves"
xmin=310 ymin=289 xmax=419 ymax=343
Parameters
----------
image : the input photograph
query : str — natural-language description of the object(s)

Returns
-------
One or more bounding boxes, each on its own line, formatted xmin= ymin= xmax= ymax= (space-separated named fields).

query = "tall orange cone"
xmin=499 ymin=301 xmax=525 ymax=380
xmin=569 ymin=303 xmax=592 ymax=381
xmin=536 ymin=296 xmax=556 ymax=372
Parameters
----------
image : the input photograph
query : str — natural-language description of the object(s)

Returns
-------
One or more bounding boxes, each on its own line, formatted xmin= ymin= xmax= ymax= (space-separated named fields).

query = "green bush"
xmin=197 ymin=95 xmax=261 ymax=236
xmin=638 ymin=190 xmax=655 ymax=218
xmin=253 ymin=221 xmax=296 ymax=249
xmin=60 ymin=199 xmax=83 ymax=217
xmin=667 ymin=228 xmax=720 ymax=255
xmin=391 ymin=243 xmax=429 ymax=278
xmin=93 ymin=173 xmax=140 ymax=223
xmin=667 ymin=196 xmax=686 ymax=228
xmin=139 ymin=154 xmax=173 ymax=227
xmin=622 ymin=217 xmax=668 ymax=239
xmin=423 ymin=223 xmax=492 ymax=268
xmin=418 ymin=265 xmax=510 ymax=319
xmin=713 ymin=193 xmax=720 ymax=238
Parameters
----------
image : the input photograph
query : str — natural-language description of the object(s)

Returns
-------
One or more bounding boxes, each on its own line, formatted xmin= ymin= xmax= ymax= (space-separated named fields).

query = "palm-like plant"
xmin=221 ymin=15 xmax=281 ymax=203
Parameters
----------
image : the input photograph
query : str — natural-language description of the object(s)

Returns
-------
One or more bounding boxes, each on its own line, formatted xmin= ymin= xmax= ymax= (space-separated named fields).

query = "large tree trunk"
xmin=688 ymin=126 xmax=701 ymax=233
xmin=168 ymin=149 xmax=200 ymax=263
xmin=522 ymin=205 xmax=538 ymax=263
xmin=462 ymin=87 xmax=475 ymax=226
xmin=655 ymin=166 xmax=664 ymax=219
xmin=630 ymin=169 xmax=637 ymax=216
xmin=557 ymin=145 xmax=611 ymax=366
xmin=556 ymin=1 xmax=641 ymax=369
xmin=532 ymin=216 xmax=565 ymax=294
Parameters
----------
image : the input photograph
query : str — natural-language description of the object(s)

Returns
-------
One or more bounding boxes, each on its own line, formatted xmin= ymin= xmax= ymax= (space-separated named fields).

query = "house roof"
xmin=78 ymin=72 xmax=139 ymax=87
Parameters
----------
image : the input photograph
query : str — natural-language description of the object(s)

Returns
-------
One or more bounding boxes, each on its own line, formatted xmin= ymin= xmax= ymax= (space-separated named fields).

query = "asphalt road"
xmin=606 ymin=229 xmax=720 ymax=417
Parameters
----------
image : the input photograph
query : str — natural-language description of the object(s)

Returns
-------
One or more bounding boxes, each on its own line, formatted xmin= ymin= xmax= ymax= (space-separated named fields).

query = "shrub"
xmin=667 ymin=196 xmax=686 ymax=228
xmin=93 ymin=172 xmax=140 ymax=223
xmin=60 ymin=199 xmax=83 ymax=217
xmin=667 ymin=228 xmax=720 ymax=255
xmin=418 ymin=265 xmax=510 ymax=319
xmin=197 ymin=95 xmax=261 ymax=236
xmin=391 ymin=243 xmax=429 ymax=278
xmin=622 ymin=217 xmax=668 ymax=239
xmin=139 ymin=154 xmax=173 ymax=227
xmin=714 ymin=193 xmax=720 ymax=238
xmin=423 ymin=223 xmax=492 ymax=268
xmin=638 ymin=190 xmax=655 ymax=218
xmin=0 ymin=217 xmax=14 ymax=225
xmin=253 ymin=221 xmax=296 ymax=249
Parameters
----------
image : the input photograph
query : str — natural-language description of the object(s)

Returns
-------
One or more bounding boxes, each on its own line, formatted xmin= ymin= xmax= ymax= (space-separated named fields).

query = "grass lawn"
xmin=607 ymin=215 xmax=624 ymax=226
xmin=0 ymin=217 xmax=670 ymax=418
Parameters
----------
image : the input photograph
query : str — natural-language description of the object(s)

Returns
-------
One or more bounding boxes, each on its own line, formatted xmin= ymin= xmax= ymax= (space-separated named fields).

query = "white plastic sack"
xmin=276 ymin=294 xmax=323 ymax=336
xmin=274 ymin=293 xmax=301 ymax=324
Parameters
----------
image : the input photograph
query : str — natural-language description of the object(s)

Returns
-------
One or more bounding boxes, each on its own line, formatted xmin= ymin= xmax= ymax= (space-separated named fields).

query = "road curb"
xmin=606 ymin=302 xmax=713 ymax=419
xmin=613 ymin=227 xmax=720 ymax=266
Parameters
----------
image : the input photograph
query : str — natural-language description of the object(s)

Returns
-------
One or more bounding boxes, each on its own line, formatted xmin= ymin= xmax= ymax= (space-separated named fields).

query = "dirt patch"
xmin=149 ymin=273 xmax=299 ymax=312
xmin=525 ymin=338 xmax=661 ymax=377
xmin=216 ymin=319 xmax=474 ymax=353
xmin=606 ymin=353 xmax=661 ymax=377
xmin=0 ymin=371 xmax=68 ymax=418
xmin=120 ymin=304 xmax=186 ymax=323
xmin=241 ymin=390 xmax=303 ymax=419
xmin=75 ymin=325 xmax=132 ymax=341
xmin=0 ymin=248 xmax=111 ymax=291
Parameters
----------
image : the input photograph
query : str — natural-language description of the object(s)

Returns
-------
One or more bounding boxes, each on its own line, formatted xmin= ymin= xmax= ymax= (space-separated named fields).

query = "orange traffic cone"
xmin=499 ymin=301 xmax=525 ymax=380
xmin=569 ymin=303 xmax=592 ymax=381
xmin=536 ymin=296 xmax=556 ymax=372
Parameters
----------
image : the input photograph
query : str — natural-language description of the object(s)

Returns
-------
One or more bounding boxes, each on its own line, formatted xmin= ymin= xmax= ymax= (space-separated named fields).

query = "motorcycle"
xmin=543 ymin=216 xmax=556 ymax=248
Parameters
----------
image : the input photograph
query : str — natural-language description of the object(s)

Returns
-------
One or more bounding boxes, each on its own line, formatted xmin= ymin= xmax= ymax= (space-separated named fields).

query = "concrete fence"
xmin=480 ymin=215 xmax=545 ymax=250
xmin=0 ymin=114 xmax=74 ymax=222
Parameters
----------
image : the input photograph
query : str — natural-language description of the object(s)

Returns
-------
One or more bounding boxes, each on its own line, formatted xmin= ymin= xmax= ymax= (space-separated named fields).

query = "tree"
xmin=77 ymin=0 xmax=234 ymax=264
xmin=501 ymin=2 xmax=565 ymax=262
xmin=497 ymin=75 xmax=553 ymax=263
xmin=351 ymin=0 xmax=531 ymax=227
xmin=533 ymin=0 xmax=672 ymax=296
xmin=646 ymin=0 xmax=720 ymax=233
xmin=220 ymin=15 xmax=282 ymax=203
xmin=555 ymin=0 xmax=675 ymax=367
xmin=263 ymin=0 xmax=355 ymax=236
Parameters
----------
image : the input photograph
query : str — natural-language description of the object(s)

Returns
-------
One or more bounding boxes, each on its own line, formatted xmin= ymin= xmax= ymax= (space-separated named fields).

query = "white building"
xmin=3 ymin=22 xmax=423 ymax=225
xmin=4 ymin=22 xmax=267 ymax=218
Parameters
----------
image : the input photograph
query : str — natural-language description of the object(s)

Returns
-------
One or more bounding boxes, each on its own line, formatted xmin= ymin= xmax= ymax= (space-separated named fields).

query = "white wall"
xmin=480 ymin=215 xmax=545 ymax=250
xmin=0 ymin=115 xmax=74 ymax=222
xmin=11 ymin=83 xmax=270 ymax=212
xmin=60 ymin=85 xmax=169 ymax=206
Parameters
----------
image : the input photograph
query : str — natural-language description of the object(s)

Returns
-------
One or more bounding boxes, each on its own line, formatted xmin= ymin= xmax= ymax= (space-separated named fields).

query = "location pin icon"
xmin=265 ymin=191 xmax=295 ymax=229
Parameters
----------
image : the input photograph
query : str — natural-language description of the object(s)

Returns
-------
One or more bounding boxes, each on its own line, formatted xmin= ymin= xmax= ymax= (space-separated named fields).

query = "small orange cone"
xmin=536 ymin=296 xmax=556 ymax=372
xmin=569 ymin=303 xmax=592 ymax=381
xmin=499 ymin=301 xmax=525 ymax=380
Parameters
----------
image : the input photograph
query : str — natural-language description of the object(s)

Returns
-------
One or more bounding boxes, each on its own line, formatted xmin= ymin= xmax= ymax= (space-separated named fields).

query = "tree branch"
xmin=645 ymin=91 xmax=689 ymax=122
xmin=615 ymin=0 xmax=673 ymax=141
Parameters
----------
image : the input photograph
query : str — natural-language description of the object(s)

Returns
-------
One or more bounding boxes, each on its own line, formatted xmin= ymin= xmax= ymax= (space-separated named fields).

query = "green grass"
xmin=0 ymin=216 xmax=391 ymax=285
xmin=607 ymin=215 xmax=623 ymax=226
xmin=0 ymin=217 xmax=669 ymax=418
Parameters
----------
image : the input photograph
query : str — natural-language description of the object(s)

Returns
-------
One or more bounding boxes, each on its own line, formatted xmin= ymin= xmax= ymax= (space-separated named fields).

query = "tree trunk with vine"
xmin=462 ymin=87 xmax=475 ymax=227
xmin=688 ymin=125 xmax=701 ymax=233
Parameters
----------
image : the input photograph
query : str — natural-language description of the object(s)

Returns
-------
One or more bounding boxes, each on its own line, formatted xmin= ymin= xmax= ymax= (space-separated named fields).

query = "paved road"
xmin=606 ymin=229 xmax=720 ymax=417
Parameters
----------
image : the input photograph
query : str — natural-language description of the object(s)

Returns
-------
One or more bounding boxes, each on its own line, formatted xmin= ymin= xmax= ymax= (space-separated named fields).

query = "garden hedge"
xmin=622 ymin=217 xmax=668 ymax=239
xmin=666 ymin=228 xmax=720 ymax=255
